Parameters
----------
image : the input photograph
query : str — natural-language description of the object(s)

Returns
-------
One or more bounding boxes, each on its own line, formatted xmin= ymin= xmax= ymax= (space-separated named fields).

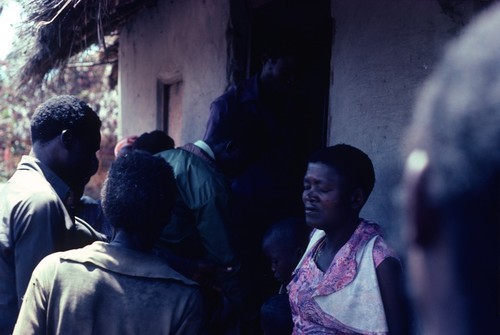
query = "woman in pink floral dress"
xmin=288 ymin=144 xmax=411 ymax=334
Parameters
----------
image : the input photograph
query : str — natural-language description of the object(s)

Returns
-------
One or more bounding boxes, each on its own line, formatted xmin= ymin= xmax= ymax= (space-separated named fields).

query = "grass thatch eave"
xmin=14 ymin=0 xmax=155 ymax=91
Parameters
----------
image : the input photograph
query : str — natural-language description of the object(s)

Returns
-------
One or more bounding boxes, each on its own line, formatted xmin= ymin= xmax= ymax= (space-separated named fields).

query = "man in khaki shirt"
xmin=14 ymin=151 xmax=204 ymax=334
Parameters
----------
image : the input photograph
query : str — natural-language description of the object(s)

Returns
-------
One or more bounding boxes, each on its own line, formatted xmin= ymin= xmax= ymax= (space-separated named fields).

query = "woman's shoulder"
xmin=373 ymin=235 xmax=400 ymax=267
xmin=357 ymin=219 xmax=400 ymax=267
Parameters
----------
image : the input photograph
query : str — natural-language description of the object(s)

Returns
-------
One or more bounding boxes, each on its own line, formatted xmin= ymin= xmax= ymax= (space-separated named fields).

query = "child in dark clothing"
xmin=260 ymin=217 xmax=310 ymax=334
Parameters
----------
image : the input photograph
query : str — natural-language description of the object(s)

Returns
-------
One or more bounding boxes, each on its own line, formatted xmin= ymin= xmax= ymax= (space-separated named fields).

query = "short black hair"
xmin=30 ymin=95 xmax=101 ymax=144
xmin=262 ymin=217 xmax=310 ymax=252
xmin=101 ymin=151 xmax=177 ymax=232
xmin=132 ymin=130 xmax=175 ymax=155
xmin=308 ymin=144 xmax=375 ymax=198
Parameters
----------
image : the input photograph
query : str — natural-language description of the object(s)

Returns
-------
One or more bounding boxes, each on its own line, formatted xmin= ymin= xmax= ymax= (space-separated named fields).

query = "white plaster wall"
xmin=329 ymin=0 xmax=474 ymax=247
xmin=116 ymin=0 xmax=479 ymax=248
xmin=118 ymin=0 xmax=230 ymax=145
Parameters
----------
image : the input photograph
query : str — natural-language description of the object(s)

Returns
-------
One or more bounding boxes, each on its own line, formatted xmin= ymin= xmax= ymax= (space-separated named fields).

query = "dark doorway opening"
xmin=230 ymin=0 xmax=333 ymax=152
xmin=226 ymin=0 xmax=333 ymax=304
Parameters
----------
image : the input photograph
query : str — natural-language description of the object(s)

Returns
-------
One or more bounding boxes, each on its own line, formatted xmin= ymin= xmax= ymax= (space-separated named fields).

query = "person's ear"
xmin=404 ymin=149 xmax=440 ymax=247
xmin=60 ymin=129 xmax=75 ymax=149
xmin=350 ymin=188 xmax=365 ymax=210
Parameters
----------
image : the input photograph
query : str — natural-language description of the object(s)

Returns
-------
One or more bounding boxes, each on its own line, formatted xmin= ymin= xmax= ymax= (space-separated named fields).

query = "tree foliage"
xmin=0 ymin=48 xmax=119 ymax=198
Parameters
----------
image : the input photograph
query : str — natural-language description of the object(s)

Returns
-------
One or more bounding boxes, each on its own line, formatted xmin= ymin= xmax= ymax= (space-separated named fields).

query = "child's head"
xmin=261 ymin=217 xmax=310 ymax=284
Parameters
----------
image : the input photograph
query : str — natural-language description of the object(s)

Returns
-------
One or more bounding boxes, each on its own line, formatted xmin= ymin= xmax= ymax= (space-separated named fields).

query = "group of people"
xmin=1 ymin=3 xmax=499 ymax=335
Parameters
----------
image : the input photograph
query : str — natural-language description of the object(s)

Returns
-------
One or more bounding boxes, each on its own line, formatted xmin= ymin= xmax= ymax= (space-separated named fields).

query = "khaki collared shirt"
xmin=14 ymin=242 xmax=203 ymax=335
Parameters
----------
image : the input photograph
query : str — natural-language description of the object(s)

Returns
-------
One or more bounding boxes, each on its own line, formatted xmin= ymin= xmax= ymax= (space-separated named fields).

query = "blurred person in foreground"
xmin=0 ymin=95 xmax=105 ymax=334
xmin=13 ymin=151 xmax=203 ymax=335
xmin=401 ymin=4 xmax=500 ymax=334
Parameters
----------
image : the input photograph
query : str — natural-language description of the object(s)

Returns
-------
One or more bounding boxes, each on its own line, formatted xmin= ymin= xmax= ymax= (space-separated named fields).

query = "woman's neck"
xmin=314 ymin=217 xmax=361 ymax=272
xmin=325 ymin=217 xmax=360 ymax=252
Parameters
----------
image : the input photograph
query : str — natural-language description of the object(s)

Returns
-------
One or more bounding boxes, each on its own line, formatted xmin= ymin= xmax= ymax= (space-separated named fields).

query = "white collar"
xmin=193 ymin=140 xmax=215 ymax=160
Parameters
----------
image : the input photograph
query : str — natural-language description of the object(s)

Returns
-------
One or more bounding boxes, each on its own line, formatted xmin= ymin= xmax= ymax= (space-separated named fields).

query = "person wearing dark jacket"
xmin=155 ymin=118 xmax=265 ymax=333
xmin=0 ymin=95 xmax=105 ymax=334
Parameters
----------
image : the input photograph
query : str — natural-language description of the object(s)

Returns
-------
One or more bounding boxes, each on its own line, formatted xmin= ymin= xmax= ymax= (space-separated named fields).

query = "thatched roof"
xmin=15 ymin=0 xmax=155 ymax=89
